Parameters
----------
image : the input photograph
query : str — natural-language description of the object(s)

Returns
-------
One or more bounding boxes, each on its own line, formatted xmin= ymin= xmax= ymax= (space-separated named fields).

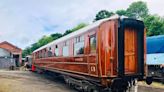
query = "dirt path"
xmin=0 ymin=70 xmax=163 ymax=92
xmin=0 ymin=70 xmax=75 ymax=92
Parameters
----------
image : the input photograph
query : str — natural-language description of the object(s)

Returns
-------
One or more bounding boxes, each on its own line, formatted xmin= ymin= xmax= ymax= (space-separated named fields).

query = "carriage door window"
xmin=37 ymin=52 xmax=39 ymax=58
xmin=39 ymin=51 xmax=42 ymax=58
xmin=63 ymin=41 xmax=69 ymax=56
xmin=48 ymin=47 xmax=52 ymax=57
xmin=55 ymin=45 xmax=59 ymax=56
xmin=44 ymin=49 xmax=47 ymax=58
xmin=74 ymin=35 xmax=84 ymax=55
xmin=42 ymin=49 xmax=46 ymax=58
xmin=90 ymin=34 xmax=96 ymax=53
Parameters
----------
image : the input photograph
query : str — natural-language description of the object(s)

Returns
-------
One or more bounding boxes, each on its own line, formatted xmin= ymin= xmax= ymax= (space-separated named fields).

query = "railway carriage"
xmin=147 ymin=35 xmax=164 ymax=82
xmin=32 ymin=15 xmax=151 ymax=92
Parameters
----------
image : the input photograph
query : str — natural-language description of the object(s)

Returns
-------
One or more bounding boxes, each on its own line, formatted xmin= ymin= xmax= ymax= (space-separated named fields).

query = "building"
xmin=0 ymin=41 xmax=22 ymax=69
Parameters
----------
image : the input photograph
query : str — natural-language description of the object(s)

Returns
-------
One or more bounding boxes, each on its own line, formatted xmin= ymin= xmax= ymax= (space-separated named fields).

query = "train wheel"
xmin=87 ymin=86 xmax=99 ymax=92
xmin=111 ymin=78 xmax=128 ymax=92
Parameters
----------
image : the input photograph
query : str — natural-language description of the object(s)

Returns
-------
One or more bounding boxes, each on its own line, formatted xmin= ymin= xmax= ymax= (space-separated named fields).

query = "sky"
xmin=0 ymin=0 xmax=164 ymax=49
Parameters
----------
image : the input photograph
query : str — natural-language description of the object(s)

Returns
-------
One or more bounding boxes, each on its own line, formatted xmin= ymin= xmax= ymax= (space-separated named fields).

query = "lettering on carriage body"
xmin=90 ymin=66 xmax=96 ymax=72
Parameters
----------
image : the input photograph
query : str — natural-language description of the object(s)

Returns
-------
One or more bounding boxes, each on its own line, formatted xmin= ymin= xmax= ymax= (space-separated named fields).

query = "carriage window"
xmin=37 ymin=52 xmax=39 ymax=58
xmin=55 ymin=45 xmax=59 ymax=56
xmin=39 ymin=51 xmax=42 ymax=58
xmin=42 ymin=50 xmax=44 ymax=58
xmin=74 ymin=36 xmax=84 ymax=55
xmin=80 ymin=35 xmax=84 ymax=41
xmin=38 ymin=52 xmax=40 ymax=58
xmin=90 ymin=34 xmax=96 ymax=53
xmin=47 ymin=51 xmax=52 ymax=57
xmin=35 ymin=53 xmax=37 ymax=59
xmin=44 ymin=49 xmax=47 ymax=58
xmin=47 ymin=47 xmax=52 ymax=57
xmin=41 ymin=49 xmax=46 ymax=58
xmin=63 ymin=41 xmax=69 ymax=56
xmin=35 ymin=54 xmax=36 ymax=59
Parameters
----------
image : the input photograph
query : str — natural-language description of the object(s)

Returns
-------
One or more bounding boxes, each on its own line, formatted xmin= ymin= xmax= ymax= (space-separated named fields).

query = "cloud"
xmin=0 ymin=0 xmax=163 ymax=49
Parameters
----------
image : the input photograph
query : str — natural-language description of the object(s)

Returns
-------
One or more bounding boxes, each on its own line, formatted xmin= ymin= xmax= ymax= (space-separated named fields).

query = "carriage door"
xmin=124 ymin=28 xmax=138 ymax=74
xmin=87 ymin=31 xmax=98 ymax=76
xmin=118 ymin=19 xmax=145 ymax=77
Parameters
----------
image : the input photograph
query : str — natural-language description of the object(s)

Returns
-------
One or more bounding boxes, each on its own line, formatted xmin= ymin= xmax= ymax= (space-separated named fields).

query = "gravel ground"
xmin=0 ymin=70 xmax=163 ymax=92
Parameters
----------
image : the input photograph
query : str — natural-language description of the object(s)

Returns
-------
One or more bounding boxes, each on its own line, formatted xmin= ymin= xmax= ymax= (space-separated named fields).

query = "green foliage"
xmin=116 ymin=10 xmax=127 ymax=16
xmin=22 ymin=47 xmax=32 ymax=58
xmin=37 ymin=36 xmax=53 ymax=47
xmin=62 ymin=30 xmax=72 ymax=36
xmin=94 ymin=10 xmax=114 ymax=21
xmin=51 ymin=33 xmax=62 ymax=40
xmin=144 ymin=15 xmax=164 ymax=36
xmin=22 ymin=36 xmax=54 ymax=57
xmin=31 ymin=43 xmax=39 ymax=52
xmin=126 ymin=1 xmax=148 ymax=19
xmin=95 ymin=1 xmax=148 ymax=20
xmin=63 ymin=23 xmax=87 ymax=36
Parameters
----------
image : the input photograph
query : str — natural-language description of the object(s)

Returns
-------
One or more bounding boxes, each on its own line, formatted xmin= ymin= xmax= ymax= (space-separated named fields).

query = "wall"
xmin=0 ymin=48 xmax=11 ymax=57
xmin=0 ymin=58 xmax=15 ymax=69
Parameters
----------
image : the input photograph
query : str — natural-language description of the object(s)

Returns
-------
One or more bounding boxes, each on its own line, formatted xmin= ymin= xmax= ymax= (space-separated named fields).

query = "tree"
xmin=144 ymin=15 xmax=164 ymax=36
xmin=94 ymin=10 xmax=114 ymax=21
xmin=37 ymin=35 xmax=53 ymax=47
xmin=22 ymin=36 xmax=54 ymax=57
xmin=63 ymin=23 xmax=87 ymax=36
xmin=22 ymin=47 xmax=32 ymax=58
xmin=116 ymin=10 xmax=127 ymax=16
xmin=51 ymin=33 xmax=62 ymax=40
xmin=31 ymin=43 xmax=39 ymax=51
xmin=71 ymin=23 xmax=87 ymax=32
xmin=63 ymin=29 xmax=73 ymax=36
xmin=126 ymin=1 xmax=148 ymax=19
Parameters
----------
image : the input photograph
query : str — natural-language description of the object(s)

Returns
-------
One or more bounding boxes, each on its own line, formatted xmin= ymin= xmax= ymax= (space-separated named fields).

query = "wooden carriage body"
xmin=32 ymin=16 xmax=146 ymax=87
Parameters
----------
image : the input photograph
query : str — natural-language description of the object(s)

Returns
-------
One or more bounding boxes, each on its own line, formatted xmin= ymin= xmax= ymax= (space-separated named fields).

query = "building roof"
xmin=0 ymin=41 xmax=22 ymax=54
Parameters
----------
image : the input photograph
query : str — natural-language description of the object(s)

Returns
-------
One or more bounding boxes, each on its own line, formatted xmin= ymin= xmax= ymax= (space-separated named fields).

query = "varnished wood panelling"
xmin=98 ymin=20 xmax=118 ymax=77
xmin=88 ymin=54 xmax=96 ymax=63
xmin=48 ymin=63 xmax=88 ymax=73
xmin=124 ymin=28 xmax=138 ymax=74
